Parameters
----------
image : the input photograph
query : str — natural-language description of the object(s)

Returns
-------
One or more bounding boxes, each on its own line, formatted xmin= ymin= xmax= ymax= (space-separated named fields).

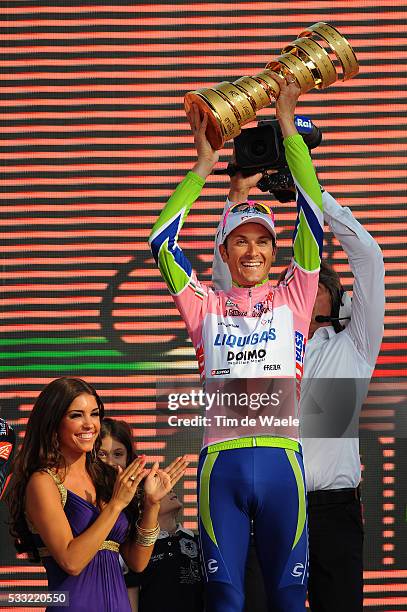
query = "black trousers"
xmin=307 ymin=488 xmax=364 ymax=612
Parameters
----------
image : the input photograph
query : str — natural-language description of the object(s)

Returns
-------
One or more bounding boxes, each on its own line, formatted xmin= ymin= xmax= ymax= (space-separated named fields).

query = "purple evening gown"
xmin=31 ymin=472 xmax=132 ymax=612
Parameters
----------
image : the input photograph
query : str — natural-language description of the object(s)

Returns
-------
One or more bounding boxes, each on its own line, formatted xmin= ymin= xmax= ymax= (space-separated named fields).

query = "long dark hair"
xmin=6 ymin=377 xmax=138 ymax=559
xmin=100 ymin=418 xmax=136 ymax=466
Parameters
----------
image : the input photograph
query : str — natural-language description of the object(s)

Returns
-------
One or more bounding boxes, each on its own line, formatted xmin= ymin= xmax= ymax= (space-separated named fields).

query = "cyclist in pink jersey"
xmin=150 ymin=80 xmax=323 ymax=611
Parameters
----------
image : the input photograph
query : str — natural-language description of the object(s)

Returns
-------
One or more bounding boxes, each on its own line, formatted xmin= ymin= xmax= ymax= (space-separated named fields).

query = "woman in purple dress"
xmin=7 ymin=377 xmax=188 ymax=611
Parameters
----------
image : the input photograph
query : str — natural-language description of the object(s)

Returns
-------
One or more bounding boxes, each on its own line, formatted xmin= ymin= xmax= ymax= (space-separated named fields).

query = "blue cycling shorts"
xmin=197 ymin=438 xmax=308 ymax=612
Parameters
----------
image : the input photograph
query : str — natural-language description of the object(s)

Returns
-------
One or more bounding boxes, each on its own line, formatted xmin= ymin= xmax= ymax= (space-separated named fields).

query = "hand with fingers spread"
xmin=110 ymin=456 xmax=148 ymax=511
xmin=186 ymin=103 xmax=219 ymax=179
xmin=143 ymin=462 xmax=172 ymax=507
xmin=163 ymin=455 xmax=190 ymax=488
xmin=142 ymin=456 xmax=189 ymax=507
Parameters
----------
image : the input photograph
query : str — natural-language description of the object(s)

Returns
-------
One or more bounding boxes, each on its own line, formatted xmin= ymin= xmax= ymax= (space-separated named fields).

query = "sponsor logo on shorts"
xmin=207 ymin=559 xmax=218 ymax=573
xmin=291 ymin=562 xmax=305 ymax=577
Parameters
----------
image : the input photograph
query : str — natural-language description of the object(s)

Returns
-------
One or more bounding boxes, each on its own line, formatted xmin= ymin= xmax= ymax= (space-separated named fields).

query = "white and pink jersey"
xmin=173 ymin=264 xmax=315 ymax=444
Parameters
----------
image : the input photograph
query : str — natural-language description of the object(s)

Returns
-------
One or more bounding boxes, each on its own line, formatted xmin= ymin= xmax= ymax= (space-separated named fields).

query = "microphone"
xmin=315 ymin=315 xmax=351 ymax=323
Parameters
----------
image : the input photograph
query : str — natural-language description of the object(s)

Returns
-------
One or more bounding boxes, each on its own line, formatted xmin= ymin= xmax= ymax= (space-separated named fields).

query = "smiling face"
xmin=57 ymin=393 xmax=101 ymax=458
xmin=219 ymin=222 xmax=276 ymax=287
xmin=98 ymin=434 xmax=128 ymax=469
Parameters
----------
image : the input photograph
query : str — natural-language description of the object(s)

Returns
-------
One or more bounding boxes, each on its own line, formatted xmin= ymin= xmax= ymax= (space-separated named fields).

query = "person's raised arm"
xmin=227 ymin=168 xmax=263 ymax=204
xmin=149 ymin=107 xmax=218 ymax=297
xmin=190 ymin=106 xmax=219 ymax=180
xmin=148 ymin=107 xmax=219 ymax=343
xmin=277 ymin=79 xmax=323 ymax=273
xmin=323 ymin=190 xmax=385 ymax=365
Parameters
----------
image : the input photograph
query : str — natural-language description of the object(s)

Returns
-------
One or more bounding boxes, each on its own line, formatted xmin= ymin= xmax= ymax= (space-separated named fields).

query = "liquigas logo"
xmin=214 ymin=328 xmax=276 ymax=348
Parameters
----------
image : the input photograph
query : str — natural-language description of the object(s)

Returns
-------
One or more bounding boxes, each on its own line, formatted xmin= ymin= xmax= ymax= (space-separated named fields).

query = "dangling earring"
xmin=53 ymin=433 xmax=60 ymax=455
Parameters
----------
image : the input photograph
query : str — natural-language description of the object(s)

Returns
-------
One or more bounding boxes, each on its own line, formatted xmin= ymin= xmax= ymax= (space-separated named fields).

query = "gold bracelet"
xmin=135 ymin=520 xmax=160 ymax=547
xmin=136 ymin=519 xmax=160 ymax=533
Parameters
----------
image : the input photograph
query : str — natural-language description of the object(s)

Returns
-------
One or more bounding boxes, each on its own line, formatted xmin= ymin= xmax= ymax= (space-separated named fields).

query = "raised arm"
xmin=149 ymin=110 xmax=218 ymax=293
xmin=148 ymin=109 xmax=218 ymax=342
xmin=323 ymin=190 xmax=385 ymax=366
xmin=276 ymin=80 xmax=323 ymax=272
xmin=212 ymin=81 xmax=323 ymax=292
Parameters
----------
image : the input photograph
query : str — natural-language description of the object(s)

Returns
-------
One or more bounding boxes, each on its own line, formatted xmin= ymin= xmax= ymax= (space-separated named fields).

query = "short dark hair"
xmin=318 ymin=261 xmax=344 ymax=332
xmin=279 ymin=260 xmax=344 ymax=332
xmin=318 ymin=262 xmax=341 ymax=307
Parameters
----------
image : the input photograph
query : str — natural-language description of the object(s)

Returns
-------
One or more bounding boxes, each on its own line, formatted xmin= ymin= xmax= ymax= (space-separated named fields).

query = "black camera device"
xmin=231 ymin=115 xmax=322 ymax=203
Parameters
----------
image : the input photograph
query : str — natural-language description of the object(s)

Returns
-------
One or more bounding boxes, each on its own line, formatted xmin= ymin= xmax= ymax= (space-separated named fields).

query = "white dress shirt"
xmin=302 ymin=190 xmax=385 ymax=490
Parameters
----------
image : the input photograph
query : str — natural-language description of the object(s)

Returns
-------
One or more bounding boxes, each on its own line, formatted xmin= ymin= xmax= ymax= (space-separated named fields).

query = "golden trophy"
xmin=184 ymin=22 xmax=359 ymax=149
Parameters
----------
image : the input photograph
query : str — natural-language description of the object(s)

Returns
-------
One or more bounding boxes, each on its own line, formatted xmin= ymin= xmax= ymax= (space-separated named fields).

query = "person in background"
xmin=99 ymin=418 xmax=136 ymax=470
xmin=98 ymin=417 xmax=140 ymax=611
xmin=295 ymin=188 xmax=385 ymax=611
xmin=98 ymin=417 xmax=193 ymax=612
xmin=125 ymin=488 xmax=204 ymax=612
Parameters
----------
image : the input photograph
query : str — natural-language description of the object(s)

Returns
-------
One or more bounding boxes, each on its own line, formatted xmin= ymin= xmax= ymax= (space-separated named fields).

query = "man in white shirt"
xmin=213 ymin=180 xmax=385 ymax=612
xmin=300 ymin=189 xmax=384 ymax=611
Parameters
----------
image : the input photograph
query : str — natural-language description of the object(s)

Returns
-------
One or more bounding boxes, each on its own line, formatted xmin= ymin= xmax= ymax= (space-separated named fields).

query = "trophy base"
xmin=184 ymin=91 xmax=240 ymax=150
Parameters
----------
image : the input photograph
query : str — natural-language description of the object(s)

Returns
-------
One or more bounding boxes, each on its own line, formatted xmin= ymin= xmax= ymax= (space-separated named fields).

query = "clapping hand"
xmin=143 ymin=455 xmax=189 ymax=506
xmin=111 ymin=456 xmax=149 ymax=510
